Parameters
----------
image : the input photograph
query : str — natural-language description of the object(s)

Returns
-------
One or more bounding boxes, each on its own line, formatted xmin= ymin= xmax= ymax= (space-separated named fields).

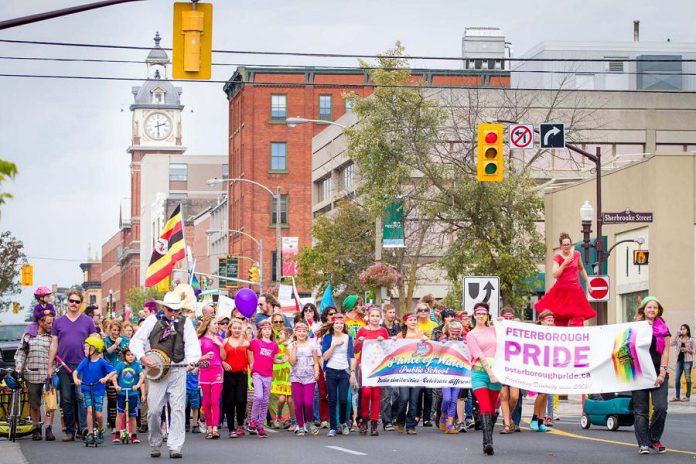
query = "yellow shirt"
xmin=418 ymin=320 xmax=438 ymax=338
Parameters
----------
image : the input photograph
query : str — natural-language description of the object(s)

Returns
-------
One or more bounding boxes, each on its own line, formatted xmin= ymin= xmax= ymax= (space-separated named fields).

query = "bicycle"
xmin=0 ymin=368 xmax=36 ymax=442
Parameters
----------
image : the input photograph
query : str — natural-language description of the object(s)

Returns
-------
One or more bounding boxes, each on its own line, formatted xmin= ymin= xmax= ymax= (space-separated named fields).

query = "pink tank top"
xmin=199 ymin=336 xmax=223 ymax=384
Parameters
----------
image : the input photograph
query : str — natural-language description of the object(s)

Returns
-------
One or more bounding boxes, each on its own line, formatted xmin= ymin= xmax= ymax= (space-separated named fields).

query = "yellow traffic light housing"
xmin=21 ymin=264 xmax=33 ymax=286
xmin=476 ymin=123 xmax=504 ymax=182
xmin=633 ymin=250 xmax=649 ymax=265
xmin=249 ymin=266 xmax=259 ymax=283
xmin=172 ymin=2 xmax=213 ymax=80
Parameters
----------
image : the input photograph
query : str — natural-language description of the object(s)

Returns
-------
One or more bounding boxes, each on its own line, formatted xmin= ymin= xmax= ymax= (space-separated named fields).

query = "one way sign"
xmin=463 ymin=276 xmax=500 ymax=317
xmin=539 ymin=123 xmax=565 ymax=148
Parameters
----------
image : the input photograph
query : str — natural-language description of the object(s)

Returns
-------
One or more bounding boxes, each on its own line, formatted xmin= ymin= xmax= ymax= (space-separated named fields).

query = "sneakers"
xmin=394 ymin=424 xmax=405 ymax=434
xmin=272 ymin=419 xmax=282 ymax=429
xmin=341 ymin=423 xmax=350 ymax=435
xmin=138 ymin=423 xmax=148 ymax=434
xmin=247 ymin=421 xmax=258 ymax=435
xmin=85 ymin=433 xmax=95 ymax=445
xmin=406 ymin=428 xmax=417 ymax=435
xmin=319 ymin=421 xmax=330 ymax=429
xmin=96 ymin=430 xmax=104 ymax=445
xmin=358 ymin=418 xmax=368 ymax=435
xmin=235 ymin=426 xmax=245 ymax=437
xmin=257 ymin=426 xmax=268 ymax=438
xmin=327 ymin=429 xmax=337 ymax=437
xmin=639 ymin=446 xmax=650 ymax=455
xmin=62 ymin=434 xmax=75 ymax=442
xmin=422 ymin=420 xmax=433 ymax=427
xmin=131 ymin=434 xmax=141 ymax=444
xmin=113 ymin=431 xmax=121 ymax=443
xmin=32 ymin=426 xmax=42 ymax=441
xmin=191 ymin=425 xmax=200 ymax=434
xmin=150 ymin=447 xmax=161 ymax=458
xmin=295 ymin=426 xmax=306 ymax=436
xmin=650 ymin=441 xmax=666 ymax=454
xmin=370 ymin=420 xmax=379 ymax=436
xmin=169 ymin=451 xmax=182 ymax=459
xmin=530 ymin=420 xmax=550 ymax=432
xmin=45 ymin=426 xmax=55 ymax=441
xmin=308 ymin=424 xmax=319 ymax=435
xmin=384 ymin=423 xmax=395 ymax=431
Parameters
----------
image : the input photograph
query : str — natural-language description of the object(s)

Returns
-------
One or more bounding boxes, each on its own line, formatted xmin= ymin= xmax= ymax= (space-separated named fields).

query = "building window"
xmin=621 ymin=290 xmax=649 ymax=322
xmin=271 ymin=250 xmax=283 ymax=282
xmin=271 ymin=194 xmax=288 ymax=225
xmin=271 ymin=94 xmax=287 ymax=121
xmin=169 ymin=163 xmax=187 ymax=181
xmin=318 ymin=177 xmax=331 ymax=202
xmin=222 ymin=164 xmax=229 ymax=179
xmin=319 ymin=95 xmax=332 ymax=121
xmin=342 ymin=164 xmax=354 ymax=190
xmin=270 ymin=143 xmax=287 ymax=171
xmin=89 ymin=295 xmax=96 ymax=305
xmin=345 ymin=98 xmax=354 ymax=112
xmin=152 ymin=89 xmax=165 ymax=104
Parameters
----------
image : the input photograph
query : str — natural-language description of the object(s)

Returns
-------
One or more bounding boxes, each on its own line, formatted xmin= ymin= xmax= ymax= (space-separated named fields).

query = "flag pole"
xmin=177 ymin=202 xmax=192 ymax=279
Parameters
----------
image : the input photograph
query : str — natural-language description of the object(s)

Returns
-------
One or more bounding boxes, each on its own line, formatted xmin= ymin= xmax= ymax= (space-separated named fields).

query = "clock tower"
xmin=122 ymin=32 xmax=186 ymax=289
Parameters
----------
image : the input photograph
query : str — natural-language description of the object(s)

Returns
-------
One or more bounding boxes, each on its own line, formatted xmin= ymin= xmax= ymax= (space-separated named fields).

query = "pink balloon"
xmin=235 ymin=288 xmax=258 ymax=318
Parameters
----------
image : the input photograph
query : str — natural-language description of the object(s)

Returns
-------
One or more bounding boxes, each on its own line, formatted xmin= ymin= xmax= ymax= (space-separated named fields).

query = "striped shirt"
xmin=14 ymin=332 xmax=52 ymax=384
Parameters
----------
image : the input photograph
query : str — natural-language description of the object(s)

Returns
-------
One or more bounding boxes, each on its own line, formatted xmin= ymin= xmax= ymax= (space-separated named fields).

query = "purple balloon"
xmin=235 ymin=288 xmax=258 ymax=318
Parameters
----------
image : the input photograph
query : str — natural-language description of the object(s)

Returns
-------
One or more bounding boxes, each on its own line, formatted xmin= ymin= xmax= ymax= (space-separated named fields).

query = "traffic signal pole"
xmin=0 ymin=0 xmax=144 ymax=30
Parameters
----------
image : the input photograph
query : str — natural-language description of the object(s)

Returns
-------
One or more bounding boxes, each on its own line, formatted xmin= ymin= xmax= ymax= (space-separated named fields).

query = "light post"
xmin=580 ymin=200 xmax=594 ymax=266
xmin=208 ymin=177 xmax=282 ymax=286
xmin=287 ymin=116 xmax=389 ymax=304
xmin=207 ymin=228 xmax=264 ymax=294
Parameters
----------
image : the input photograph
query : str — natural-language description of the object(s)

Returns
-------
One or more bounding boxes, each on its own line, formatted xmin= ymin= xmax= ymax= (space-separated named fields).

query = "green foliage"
xmin=295 ymin=201 xmax=374 ymax=299
xmin=0 ymin=160 xmax=18 ymax=208
xmin=126 ymin=286 xmax=165 ymax=313
xmin=0 ymin=231 xmax=27 ymax=297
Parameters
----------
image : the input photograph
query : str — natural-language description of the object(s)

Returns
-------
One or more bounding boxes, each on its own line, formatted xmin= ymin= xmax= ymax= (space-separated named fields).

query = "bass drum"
xmin=143 ymin=349 xmax=172 ymax=381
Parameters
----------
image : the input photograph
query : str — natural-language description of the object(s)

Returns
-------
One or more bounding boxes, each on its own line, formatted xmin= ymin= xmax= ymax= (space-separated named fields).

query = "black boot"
xmin=370 ymin=420 xmax=379 ymax=436
xmin=32 ymin=425 xmax=43 ymax=441
xmin=45 ymin=426 xmax=55 ymax=441
xmin=481 ymin=413 xmax=494 ymax=455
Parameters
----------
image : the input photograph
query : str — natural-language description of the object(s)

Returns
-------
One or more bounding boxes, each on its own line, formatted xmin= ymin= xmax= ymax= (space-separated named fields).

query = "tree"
xmin=295 ymin=200 xmax=375 ymax=300
xmin=126 ymin=286 xmax=165 ymax=313
xmin=0 ymin=160 xmax=18 ymax=211
xmin=0 ymin=231 xmax=27 ymax=297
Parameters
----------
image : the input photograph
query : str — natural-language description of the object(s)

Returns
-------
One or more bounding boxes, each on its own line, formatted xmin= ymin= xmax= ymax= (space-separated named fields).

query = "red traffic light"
xmin=485 ymin=131 xmax=498 ymax=144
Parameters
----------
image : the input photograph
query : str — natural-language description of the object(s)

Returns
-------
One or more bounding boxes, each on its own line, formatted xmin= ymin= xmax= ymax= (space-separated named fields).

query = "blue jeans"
xmin=512 ymin=393 xmax=523 ymax=426
xmin=546 ymin=394 xmax=555 ymax=417
xmin=58 ymin=365 xmax=87 ymax=435
xmin=325 ymin=368 xmax=349 ymax=431
xmin=397 ymin=387 xmax=422 ymax=430
xmin=380 ymin=387 xmax=400 ymax=424
xmin=675 ymin=360 xmax=692 ymax=398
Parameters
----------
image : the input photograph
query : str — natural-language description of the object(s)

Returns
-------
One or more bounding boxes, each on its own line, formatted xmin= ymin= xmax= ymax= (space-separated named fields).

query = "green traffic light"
xmin=485 ymin=163 xmax=497 ymax=175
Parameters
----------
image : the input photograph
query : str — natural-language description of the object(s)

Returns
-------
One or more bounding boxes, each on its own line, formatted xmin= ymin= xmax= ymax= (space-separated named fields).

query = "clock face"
xmin=145 ymin=113 xmax=172 ymax=140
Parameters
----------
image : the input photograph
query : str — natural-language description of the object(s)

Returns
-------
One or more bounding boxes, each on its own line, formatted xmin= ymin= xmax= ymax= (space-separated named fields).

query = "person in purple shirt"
xmin=47 ymin=289 xmax=97 ymax=441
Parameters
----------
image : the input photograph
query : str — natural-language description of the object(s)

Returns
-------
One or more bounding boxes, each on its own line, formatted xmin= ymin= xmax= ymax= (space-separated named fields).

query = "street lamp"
xmin=580 ymin=200 xmax=594 ymax=265
xmin=286 ymin=116 xmax=348 ymax=129
xmin=206 ymin=228 xmax=264 ymax=293
xmin=208 ymin=177 xmax=282 ymax=285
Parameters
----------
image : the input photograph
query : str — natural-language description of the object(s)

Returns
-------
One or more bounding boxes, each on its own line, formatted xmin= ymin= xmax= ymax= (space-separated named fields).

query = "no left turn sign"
xmin=509 ymin=124 xmax=534 ymax=149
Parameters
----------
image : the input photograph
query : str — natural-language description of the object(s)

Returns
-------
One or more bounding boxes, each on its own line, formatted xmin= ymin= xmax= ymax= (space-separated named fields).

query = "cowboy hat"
xmin=157 ymin=291 xmax=185 ymax=310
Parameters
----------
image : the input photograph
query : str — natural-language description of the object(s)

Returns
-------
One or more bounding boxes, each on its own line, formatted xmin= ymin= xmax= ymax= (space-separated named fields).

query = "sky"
xmin=1 ymin=0 xmax=695 ymax=321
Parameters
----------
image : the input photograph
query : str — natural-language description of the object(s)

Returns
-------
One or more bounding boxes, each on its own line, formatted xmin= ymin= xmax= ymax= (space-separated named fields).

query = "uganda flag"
xmin=145 ymin=204 xmax=186 ymax=287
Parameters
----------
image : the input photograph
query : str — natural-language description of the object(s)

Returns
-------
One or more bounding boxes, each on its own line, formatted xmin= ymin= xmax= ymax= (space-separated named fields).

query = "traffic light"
xmin=172 ymin=2 xmax=213 ymax=80
xmin=633 ymin=250 xmax=650 ymax=265
xmin=476 ymin=123 xmax=504 ymax=182
xmin=248 ymin=266 xmax=260 ymax=283
xmin=21 ymin=264 xmax=33 ymax=286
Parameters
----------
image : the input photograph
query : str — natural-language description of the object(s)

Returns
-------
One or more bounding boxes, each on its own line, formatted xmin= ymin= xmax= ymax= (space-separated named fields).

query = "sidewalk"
xmin=0 ymin=440 xmax=29 ymax=464
xmin=526 ymin=388 xmax=696 ymax=417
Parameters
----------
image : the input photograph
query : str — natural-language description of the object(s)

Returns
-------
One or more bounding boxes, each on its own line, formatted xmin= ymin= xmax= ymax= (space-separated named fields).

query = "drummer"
xmin=130 ymin=291 xmax=202 ymax=459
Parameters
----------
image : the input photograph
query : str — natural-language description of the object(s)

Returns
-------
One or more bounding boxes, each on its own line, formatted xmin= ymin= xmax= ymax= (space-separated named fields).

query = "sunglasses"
xmin=68 ymin=299 xmax=82 ymax=304
xmin=273 ymin=320 xmax=284 ymax=324
xmin=417 ymin=309 xmax=429 ymax=313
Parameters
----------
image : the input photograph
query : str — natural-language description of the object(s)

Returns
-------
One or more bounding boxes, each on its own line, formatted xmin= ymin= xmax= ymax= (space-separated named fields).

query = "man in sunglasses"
xmin=130 ymin=290 xmax=202 ymax=459
xmin=48 ymin=289 xmax=97 ymax=441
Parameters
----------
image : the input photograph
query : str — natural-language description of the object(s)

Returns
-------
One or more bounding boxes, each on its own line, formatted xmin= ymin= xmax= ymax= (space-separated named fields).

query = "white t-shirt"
xmin=326 ymin=335 xmax=349 ymax=371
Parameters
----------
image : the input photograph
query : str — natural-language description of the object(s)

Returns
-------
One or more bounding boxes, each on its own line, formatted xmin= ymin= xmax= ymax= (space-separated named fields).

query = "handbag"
xmin=43 ymin=385 xmax=57 ymax=413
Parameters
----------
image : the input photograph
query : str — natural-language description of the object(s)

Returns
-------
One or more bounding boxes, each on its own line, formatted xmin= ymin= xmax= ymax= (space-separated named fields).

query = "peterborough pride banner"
xmin=491 ymin=320 xmax=657 ymax=394
xmin=361 ymin=339 xmax=471 ymax=388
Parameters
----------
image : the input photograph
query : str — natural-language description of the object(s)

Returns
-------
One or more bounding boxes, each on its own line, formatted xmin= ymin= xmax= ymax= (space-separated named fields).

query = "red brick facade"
xmin=223 ymin=67 xmax=510 ymax=289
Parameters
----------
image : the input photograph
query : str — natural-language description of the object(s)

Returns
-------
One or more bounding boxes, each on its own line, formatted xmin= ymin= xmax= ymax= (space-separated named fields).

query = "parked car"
xmin=0 ymin=323 xmax=29 ymax=371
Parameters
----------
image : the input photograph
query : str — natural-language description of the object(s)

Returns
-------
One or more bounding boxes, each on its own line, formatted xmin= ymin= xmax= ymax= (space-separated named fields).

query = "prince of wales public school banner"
xmin=361 ymin=339 xmax=471 ymax=388
xmin=491 ymin=320 xmax=657 ymax=394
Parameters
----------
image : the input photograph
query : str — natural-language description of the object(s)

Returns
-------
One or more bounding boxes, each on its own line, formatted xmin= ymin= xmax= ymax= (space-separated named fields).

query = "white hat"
xmin=157 ymin=291 xmax=184 ymax=310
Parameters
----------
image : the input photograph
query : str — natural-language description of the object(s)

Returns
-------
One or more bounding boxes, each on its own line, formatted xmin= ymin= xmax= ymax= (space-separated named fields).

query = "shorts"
xmin=117 ymin=395 xmax=140 ymax=416
xmin=471 ymin=370 xmax=502 ymax=392
xmin=84 ymin=393 xmax=105 ymax=412
xmin=186 ymin=388 xmax=201 ymax=410
xmin=27 ymin=382 xmax=43 ymax=410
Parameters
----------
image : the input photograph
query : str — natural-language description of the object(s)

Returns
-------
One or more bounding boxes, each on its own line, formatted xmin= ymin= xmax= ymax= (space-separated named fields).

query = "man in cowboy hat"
xmin=130 ymin=291 xmax=202 ymax=459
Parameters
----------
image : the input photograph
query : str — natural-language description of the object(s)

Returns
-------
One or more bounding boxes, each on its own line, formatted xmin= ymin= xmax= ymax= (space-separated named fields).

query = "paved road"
xmin=9 ymin=414 xmax=696 ymax=464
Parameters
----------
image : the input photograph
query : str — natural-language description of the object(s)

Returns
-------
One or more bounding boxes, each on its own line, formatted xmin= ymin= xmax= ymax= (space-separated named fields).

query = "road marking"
xmin=325 ymin=445 xmax=367 ymax=456
xmin=535 ymin=422 xmax=696 ymax=456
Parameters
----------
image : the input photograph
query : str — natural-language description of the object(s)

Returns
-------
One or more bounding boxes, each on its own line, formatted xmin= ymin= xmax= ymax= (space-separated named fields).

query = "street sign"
xmin=463 ymin=276 xmax=500 ymax=317
xmin=602 ymin=209 xmax=653 ymax=224
xmin=587 ymin=275 xmax=610 ymax=302
xmin=509 ymin=124 xmax=534 ymax=149
xmin=539 ymin=123 xmax=565 ymax=148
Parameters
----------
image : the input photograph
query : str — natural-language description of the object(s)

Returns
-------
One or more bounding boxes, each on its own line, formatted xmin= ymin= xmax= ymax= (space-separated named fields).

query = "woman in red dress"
xmin=535 ymin=232 xmax=596 ymax=326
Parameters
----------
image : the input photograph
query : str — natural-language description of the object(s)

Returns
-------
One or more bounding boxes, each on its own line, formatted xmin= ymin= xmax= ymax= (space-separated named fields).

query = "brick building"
xmin=223 ymin=66 xmax=510 ymax=289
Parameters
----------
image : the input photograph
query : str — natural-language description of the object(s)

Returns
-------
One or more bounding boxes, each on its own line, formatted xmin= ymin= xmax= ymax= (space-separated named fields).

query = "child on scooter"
xmin=112 ymin=347 xmax=144 ymax=444
xmin=74 ymin=336 xmax=115 ymax=445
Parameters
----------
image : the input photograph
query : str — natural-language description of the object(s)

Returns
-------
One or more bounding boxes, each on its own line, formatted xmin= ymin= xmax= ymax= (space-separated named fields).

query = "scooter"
xmin=82 ymin=382 xmax=102 ymax=447
xmin=120 ymin=388 xmax=132 ymax=444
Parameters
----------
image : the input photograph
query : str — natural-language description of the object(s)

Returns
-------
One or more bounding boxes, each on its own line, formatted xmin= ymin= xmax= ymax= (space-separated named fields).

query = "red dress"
xmin=535 ymin=250 xmax=596 ymax=326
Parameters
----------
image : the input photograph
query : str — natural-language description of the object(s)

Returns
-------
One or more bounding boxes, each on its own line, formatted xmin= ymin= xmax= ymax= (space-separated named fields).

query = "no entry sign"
xmin=587 ymin=275 xmax=610 ymax=302
xmin=509 ymin=124 xmax=534 ymax=149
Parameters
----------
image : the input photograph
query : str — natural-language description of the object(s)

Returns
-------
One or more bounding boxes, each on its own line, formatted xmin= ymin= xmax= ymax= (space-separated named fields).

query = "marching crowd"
xmin=5 ymin=234 xmax=693 ymax=457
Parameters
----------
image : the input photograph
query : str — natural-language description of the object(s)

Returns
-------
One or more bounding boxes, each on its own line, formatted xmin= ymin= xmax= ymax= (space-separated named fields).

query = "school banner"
xmin=361 ymin=339 xmax=471 ymax=387
xmin=491 ymin=320 xmax=657 ymax=394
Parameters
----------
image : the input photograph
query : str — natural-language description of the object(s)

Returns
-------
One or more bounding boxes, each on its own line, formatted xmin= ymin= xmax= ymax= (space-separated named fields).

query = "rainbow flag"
xmin=612 ymin=327 xmax=642 ymax=382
